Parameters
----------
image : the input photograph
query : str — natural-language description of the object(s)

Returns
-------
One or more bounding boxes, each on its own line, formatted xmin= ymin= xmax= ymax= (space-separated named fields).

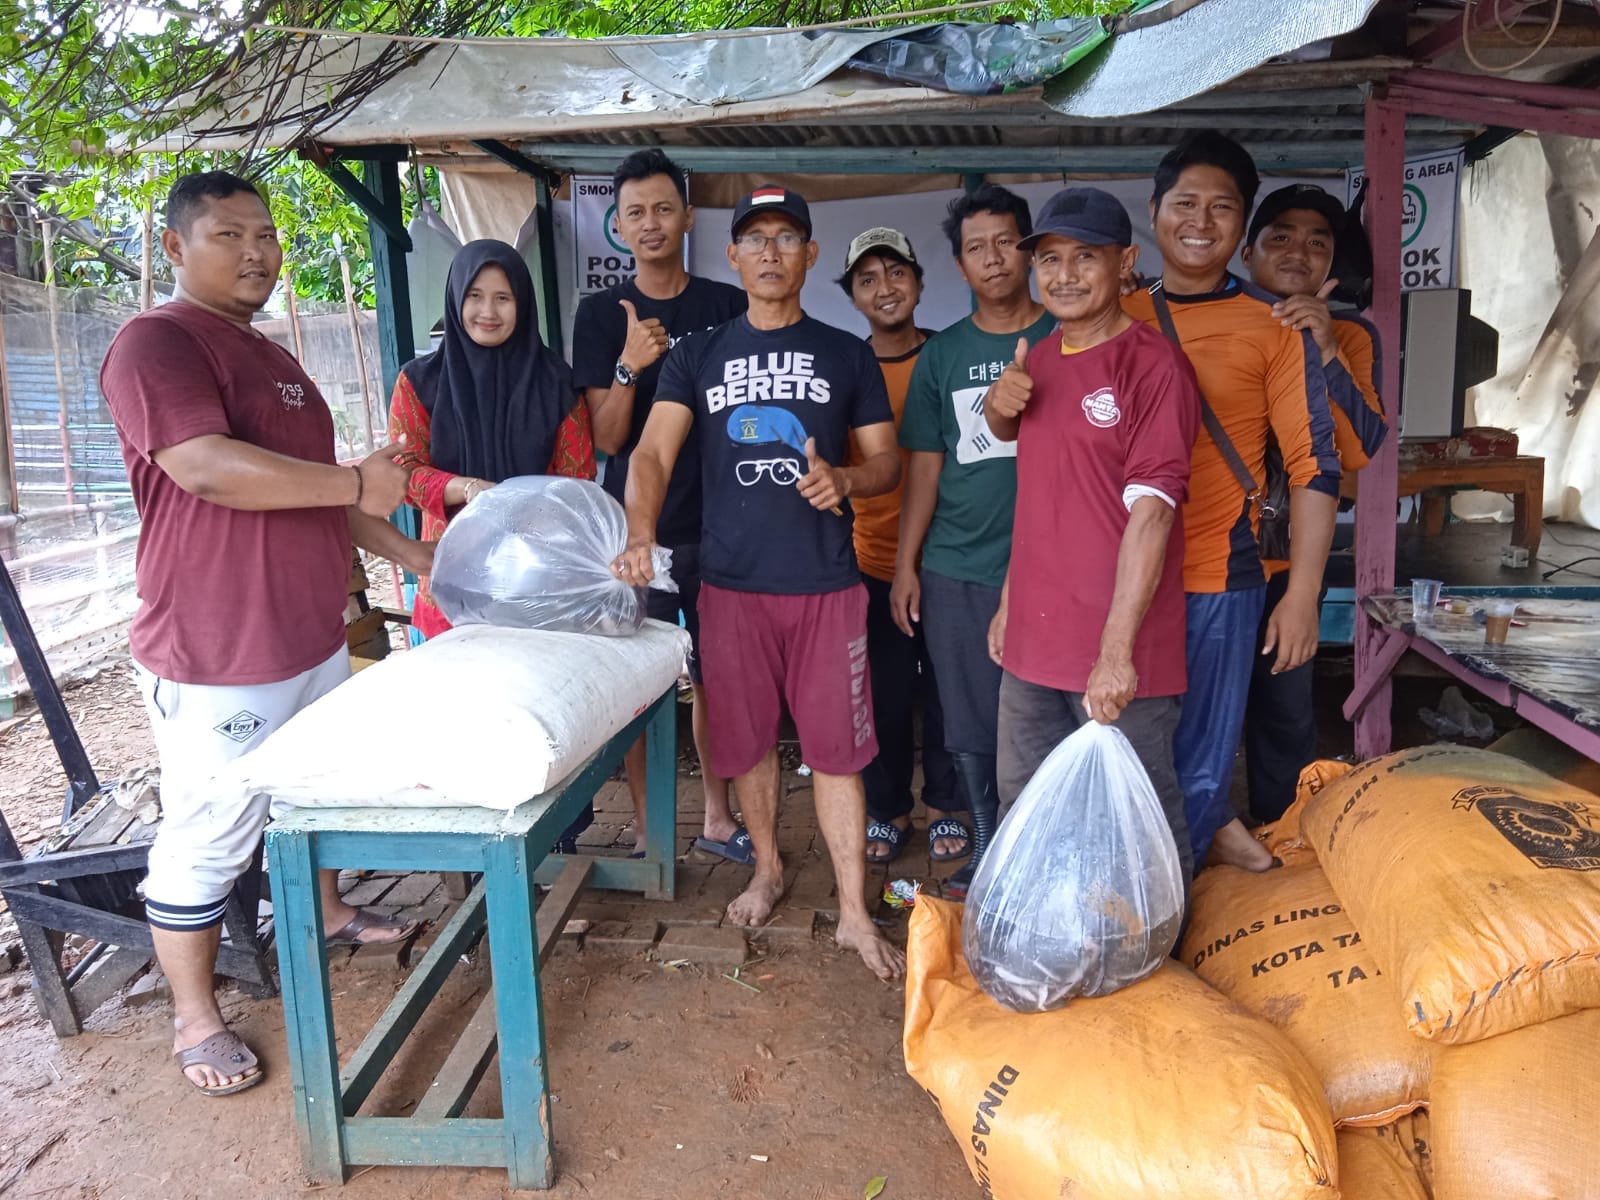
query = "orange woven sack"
xmin=1432 ymin=1008 xmax=1600 ymax=1200
xmin=1337 ymin=1128 xmax=1430 ymax=1200
xmin=1300 ymin=746 xmax=1600 ymax=1044
xmin=1373 ymin=1110 xmax=1433 ymax=1194
xmin=1257 ymin=759 xmax=1355 ymax=863
xmin=1181 ymin=862 xmax=1430 ymax=1125
xmin=904 ymin=897 xmax=1337 ymax=1200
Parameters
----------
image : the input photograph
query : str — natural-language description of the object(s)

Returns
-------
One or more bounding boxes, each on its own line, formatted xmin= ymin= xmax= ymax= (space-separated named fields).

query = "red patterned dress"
xmin=387 ymin=368 xmax=597 ymax=639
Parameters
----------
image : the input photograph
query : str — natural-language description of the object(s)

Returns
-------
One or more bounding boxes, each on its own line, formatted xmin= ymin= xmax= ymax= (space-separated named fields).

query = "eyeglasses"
xmin=734 ymin=232 xmax=808 ymax=255
xmin=735 ymin=457 xmax=803 ymax=486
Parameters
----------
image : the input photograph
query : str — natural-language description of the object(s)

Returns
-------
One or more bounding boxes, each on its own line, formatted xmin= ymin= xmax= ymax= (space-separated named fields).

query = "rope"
xmin=1460 ymin=0 xmax=1563 ymax=73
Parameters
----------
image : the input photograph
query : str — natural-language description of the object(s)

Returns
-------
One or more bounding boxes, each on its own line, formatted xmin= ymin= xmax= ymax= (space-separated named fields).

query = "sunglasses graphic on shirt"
xmin=726 ymin=405 xmax=812 ymax=488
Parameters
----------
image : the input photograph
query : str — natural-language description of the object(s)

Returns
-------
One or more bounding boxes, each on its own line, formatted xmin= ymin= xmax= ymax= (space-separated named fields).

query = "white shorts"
xmin=135 ymin=645 xmax=350 ymax=931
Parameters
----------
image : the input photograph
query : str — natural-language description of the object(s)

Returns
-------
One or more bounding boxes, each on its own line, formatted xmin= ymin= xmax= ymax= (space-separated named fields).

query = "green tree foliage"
xmin=2 ymin=0 xmax=1121 ymax=298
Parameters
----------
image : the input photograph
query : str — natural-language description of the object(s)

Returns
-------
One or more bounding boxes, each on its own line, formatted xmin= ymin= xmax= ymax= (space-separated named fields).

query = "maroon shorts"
xmin=698 ymin=582 xmax=876 ymax=779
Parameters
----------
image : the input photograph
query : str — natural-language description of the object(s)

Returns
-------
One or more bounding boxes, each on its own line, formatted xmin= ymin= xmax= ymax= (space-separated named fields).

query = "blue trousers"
xmin=1175 ymin=587 xmax=1267 ymax=863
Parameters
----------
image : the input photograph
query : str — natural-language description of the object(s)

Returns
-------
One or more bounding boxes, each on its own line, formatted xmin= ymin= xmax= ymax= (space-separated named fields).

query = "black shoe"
xmin=944 ymin=752 xmax=999 ymax=899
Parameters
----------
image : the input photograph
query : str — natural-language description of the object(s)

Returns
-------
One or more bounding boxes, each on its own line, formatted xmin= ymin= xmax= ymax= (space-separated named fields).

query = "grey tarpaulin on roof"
xmin=1042 ymin=0 xmax=1384 ymax=117
xmin=844 ymin=17 xmax=1109 ymax=96
xmin=608 ymin=27 xmax=916 ymax=105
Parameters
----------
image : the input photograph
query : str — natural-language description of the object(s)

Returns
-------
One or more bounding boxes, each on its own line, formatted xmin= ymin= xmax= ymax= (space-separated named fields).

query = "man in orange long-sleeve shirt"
xmin=1123 ymin=133 xmax=1342 ymax=871
xmin=1240 ymin=184 xmax=1387 ymax=822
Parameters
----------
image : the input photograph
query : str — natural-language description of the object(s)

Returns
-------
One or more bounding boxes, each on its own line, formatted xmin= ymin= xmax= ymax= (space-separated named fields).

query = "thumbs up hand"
xmin=618 ymin=297 xmax=671 ymax=376
xmin=1270 ymin=278 xmax=1339 ymax=366
xmin=797 ymin=435 xmax=846 ymax=514
xmin=985 ymin=337 xmax=1034 ymax=422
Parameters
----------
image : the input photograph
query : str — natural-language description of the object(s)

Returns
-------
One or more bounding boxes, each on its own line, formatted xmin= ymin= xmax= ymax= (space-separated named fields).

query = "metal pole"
xmin=0 ymin=307 xmax=19 ymax=515
xmin=140 ymin=164 xmax=156 ymax=312
xmin=40 ymin=223 xmax=76 ymax=503
xmin=1352 ymin=95 xmax=1407 ymax=760
xmin=285 ymin=276 xmax=306 ymax=362
xmin=340 ymin=256 xmax=378 ymax=455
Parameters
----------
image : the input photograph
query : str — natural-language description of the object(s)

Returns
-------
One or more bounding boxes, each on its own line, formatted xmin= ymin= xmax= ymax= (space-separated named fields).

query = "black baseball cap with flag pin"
xmin=731 ymin=186 xmax=813 ymax=240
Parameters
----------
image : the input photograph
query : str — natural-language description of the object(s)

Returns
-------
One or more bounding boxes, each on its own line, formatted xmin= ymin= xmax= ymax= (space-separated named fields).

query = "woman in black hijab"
xmin=388 ymin=239 xmax=595 ymax=638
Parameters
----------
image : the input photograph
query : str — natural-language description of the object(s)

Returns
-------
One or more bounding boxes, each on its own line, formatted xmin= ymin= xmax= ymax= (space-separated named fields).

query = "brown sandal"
xmin=175 ymin=1030 xmax=263 ymax=1097
xmin=325 ymin=907 xmax=420 ymax=947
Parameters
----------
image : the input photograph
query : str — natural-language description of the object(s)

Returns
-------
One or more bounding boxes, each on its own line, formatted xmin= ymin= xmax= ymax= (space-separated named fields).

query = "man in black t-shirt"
xmin=614 ymin=186 xmax=906 ymax=981
xmin=572 ymin=150 xmax=748 ymax=863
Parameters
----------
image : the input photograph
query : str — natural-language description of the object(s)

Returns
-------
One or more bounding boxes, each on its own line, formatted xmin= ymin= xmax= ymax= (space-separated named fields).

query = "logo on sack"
xmin=215 ymin=711 xmax=267 ymax=743
xmin=1080 ymin=388 xmax=1121 ymax=428
xmin=1452 ymin=786 xmax=1600 ymax=870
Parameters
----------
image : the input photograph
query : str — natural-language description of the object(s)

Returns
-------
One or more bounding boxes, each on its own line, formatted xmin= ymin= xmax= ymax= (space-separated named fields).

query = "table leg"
xmin=268 ymin=829 xmax=346 ymax=1184
xmin=484 ymin=833 xmax=554 ymax=1191
xmin=1512 ymin=460 xmax=1544 ymax=558
xmin=644 ymin=694 xmax=677 ymax=901
xmin=1421 ymin=491 xmax=1447 ymax=537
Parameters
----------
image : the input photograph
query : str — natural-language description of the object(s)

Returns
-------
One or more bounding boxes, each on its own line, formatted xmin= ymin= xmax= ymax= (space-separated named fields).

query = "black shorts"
xmin=646 ymin=542 xmax=705 ymax=684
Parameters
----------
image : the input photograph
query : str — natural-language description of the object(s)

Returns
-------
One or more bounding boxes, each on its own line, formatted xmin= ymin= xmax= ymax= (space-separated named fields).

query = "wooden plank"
xmin=411 ymin=858 xmax=590 ymax=1124
xmin=69 ymin=944 xmax=153 ymax=1019
xmin=0 ymin=842 xmax=151 ymax=887
xmin=340 ymin=881 xmax=488 ymax=1115
xmin=641 ymin=693 xmax=678 ymax=901
xmin=411 ymin=987 xmax=500 ymax=1123
xmin=344 ymin=609 xmax=388 ymax=653
xmin=341 ymin=1117 xmax=507 ymax=1169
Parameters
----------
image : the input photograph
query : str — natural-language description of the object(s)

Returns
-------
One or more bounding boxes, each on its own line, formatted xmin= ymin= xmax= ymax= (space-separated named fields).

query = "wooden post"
xmin=39 ymin=223 xmax=75 ymax=503
xmin=285 ymin=276 xmax=306 ymax=362
xmin=1352 ymin=95 xmax=1407 ymax=760
xmin=339 ymin=257 xmax=378 ymax=455
xmin=360 ymin=157 xmax=414 ymax=402
xmin=140 ymin=164 xmax=155 ymax=312
xmin=0 ymin=308 xmax=19 ymax=516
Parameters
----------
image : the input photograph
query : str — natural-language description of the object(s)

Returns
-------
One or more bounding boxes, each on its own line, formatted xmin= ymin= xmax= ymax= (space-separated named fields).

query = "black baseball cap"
xmin=1017 ymin=186 xmax=1133 ymax=251
xmin=1247 ymin=184 xmax=1346 ymax=248
xmin=731 ymin=186 xmax=813 ymax=240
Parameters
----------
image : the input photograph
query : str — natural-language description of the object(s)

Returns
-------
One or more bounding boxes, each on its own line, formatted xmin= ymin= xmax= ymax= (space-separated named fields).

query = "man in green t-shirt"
xmin=894 ymin=183 xmax=1055 ymax=897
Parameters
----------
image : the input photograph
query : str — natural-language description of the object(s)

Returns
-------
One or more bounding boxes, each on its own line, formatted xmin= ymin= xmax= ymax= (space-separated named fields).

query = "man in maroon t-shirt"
xmin=983 ymin=186 xmax=1201 ymax=887
xmin=100 ymin=172 xmax=429 ymax=1097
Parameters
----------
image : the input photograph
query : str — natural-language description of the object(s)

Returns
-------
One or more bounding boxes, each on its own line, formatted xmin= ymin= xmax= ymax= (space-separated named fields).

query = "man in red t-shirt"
xmin=984 ymin=186 xmax=1201 ymax=886
xmin=100 ymin=172 xmax=430 ymax=1097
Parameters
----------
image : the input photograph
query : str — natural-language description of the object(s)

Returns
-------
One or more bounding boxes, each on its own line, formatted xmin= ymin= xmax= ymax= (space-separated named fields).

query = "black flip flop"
xmin=865 ymin=819 xmax=910 ymax=863
xmin=927 ymin=816 xmax=971 ymax=863
xmin=693 ymin=825 xmax=756 ymax=865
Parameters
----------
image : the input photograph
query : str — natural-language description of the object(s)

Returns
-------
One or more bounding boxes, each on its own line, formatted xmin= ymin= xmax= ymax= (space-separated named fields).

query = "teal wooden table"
xmin=266 ymin=687 xmax=676 ymax=1191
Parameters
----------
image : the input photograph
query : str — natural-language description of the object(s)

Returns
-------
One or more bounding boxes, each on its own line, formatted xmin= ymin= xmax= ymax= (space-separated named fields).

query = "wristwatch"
xmin=613 ymin=359 xmax=637 ymax=387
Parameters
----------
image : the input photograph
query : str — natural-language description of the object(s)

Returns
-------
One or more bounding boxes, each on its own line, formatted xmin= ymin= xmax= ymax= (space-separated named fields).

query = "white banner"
xmin=1347 ymin=149 xmax=1462 ymax=291
xmin=573 ymin=176 xmax=636 ymax=297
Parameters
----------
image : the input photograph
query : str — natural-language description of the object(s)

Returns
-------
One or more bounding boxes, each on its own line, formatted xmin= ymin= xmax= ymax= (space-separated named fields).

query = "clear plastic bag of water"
xmin=962 ymin=721 xmax=1185 ymax=1012
xmin=429 ymin=476 xmax=675 ymax=637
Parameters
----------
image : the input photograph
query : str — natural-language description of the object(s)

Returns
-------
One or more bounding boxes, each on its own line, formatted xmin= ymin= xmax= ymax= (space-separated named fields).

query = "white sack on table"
xmin=215 ymin=621 xmax=689 ymax=811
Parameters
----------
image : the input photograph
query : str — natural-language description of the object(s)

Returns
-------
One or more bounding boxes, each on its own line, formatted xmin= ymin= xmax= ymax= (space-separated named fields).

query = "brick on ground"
xmin=340 ymin=874 xmax=400 ymax=907
xmin=346 ymin=937 xmax=412 ymax=971
xmin=123 ymin=969 xmax=170 ymax=1008
xmin=585 ymin=920 xmax=660 ymax=951
xmin=657 ymin=924 xmax=747 ymax=966
xmin=577 ymin=822 xmax=625 ymax=849
xmin=379 ymin=872 xmax=444 ymax=910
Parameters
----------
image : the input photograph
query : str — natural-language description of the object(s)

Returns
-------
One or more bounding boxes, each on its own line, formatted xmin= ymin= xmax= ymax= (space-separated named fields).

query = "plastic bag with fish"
xmin=961 ymin=721 xmax=1184 ymax=1011
xmin=430 ymin=476 xmax=675 ymax=636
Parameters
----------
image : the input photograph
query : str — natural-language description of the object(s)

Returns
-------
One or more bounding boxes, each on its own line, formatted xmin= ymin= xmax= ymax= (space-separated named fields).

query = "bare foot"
xmin=836 ymin=914 xmax=906 ymax=982
xmin=726 ymin=871 xmax=786 ymax=927
xmin=925 ymin=807 xmax=969 ymax=860
xmin=1207 ymin=818 xmax=1276 ymax=873
xmin=702 ymin=814 xmax=740 ymax=845
xmin=173 ymin=1017 xmax=254 ymax=1091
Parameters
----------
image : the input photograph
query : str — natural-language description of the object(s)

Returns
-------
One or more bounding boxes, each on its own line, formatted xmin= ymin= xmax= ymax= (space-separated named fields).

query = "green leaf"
xmin=864 ymin=1177 xmax=887 ymax=1199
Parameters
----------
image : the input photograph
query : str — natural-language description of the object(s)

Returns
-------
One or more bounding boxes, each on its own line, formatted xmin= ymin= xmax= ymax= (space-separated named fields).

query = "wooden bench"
xmin=267 ymin=686 xmax=677 ymax=1192
xmin=1345 ymin=454 xmax=1545 ymax=558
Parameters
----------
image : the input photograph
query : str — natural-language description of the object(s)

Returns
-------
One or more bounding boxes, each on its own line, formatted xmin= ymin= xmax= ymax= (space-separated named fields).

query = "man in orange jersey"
xmin=1123 ymin=133 xmax=1342 ymax=872
xmin=837 ymin=227 xmax=963 ymax=864
xmin=1241 ymin=184 xmax=1387 ymax=822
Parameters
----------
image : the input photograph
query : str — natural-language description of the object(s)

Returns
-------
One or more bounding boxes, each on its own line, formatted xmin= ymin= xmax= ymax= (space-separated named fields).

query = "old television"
xmin=1398 ymin=288 xmax=1500 ymax=439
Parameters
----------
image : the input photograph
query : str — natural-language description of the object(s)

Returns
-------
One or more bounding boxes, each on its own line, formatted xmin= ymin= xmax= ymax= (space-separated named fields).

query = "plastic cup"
xmin=1411 ymin=578 xmax=1443 ymax=621
xmin=1448 ymin=596 xmax=1470 ymax=614
xmin=1484 ymin=599 xmax=1517 ymax=645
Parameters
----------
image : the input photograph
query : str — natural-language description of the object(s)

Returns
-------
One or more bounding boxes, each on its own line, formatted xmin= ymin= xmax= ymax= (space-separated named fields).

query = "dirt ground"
xmin=0 ymin=667 xmax=975 ymax=1200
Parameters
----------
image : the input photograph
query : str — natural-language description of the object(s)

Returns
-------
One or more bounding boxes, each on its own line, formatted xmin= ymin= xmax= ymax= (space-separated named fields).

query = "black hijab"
xmin=403 ymin=239 xmax=577 ymax=481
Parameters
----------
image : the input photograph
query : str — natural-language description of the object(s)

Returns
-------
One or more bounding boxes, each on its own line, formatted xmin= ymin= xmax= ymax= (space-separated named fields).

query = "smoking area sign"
xmin=574 ymin=176 xmax=635 ymax=296
xmin=1347 ymin=149 xmax=1462 ymax=291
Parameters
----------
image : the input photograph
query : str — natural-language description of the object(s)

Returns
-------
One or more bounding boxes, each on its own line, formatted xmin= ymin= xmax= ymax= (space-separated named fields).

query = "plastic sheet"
xmin=961 ymin=721 xmax=1184 ymax=1011
xmin=429 ymin=476 xmax=674 ymax=637
xmin=846 ymin=18 xmax=1107 ymax=96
